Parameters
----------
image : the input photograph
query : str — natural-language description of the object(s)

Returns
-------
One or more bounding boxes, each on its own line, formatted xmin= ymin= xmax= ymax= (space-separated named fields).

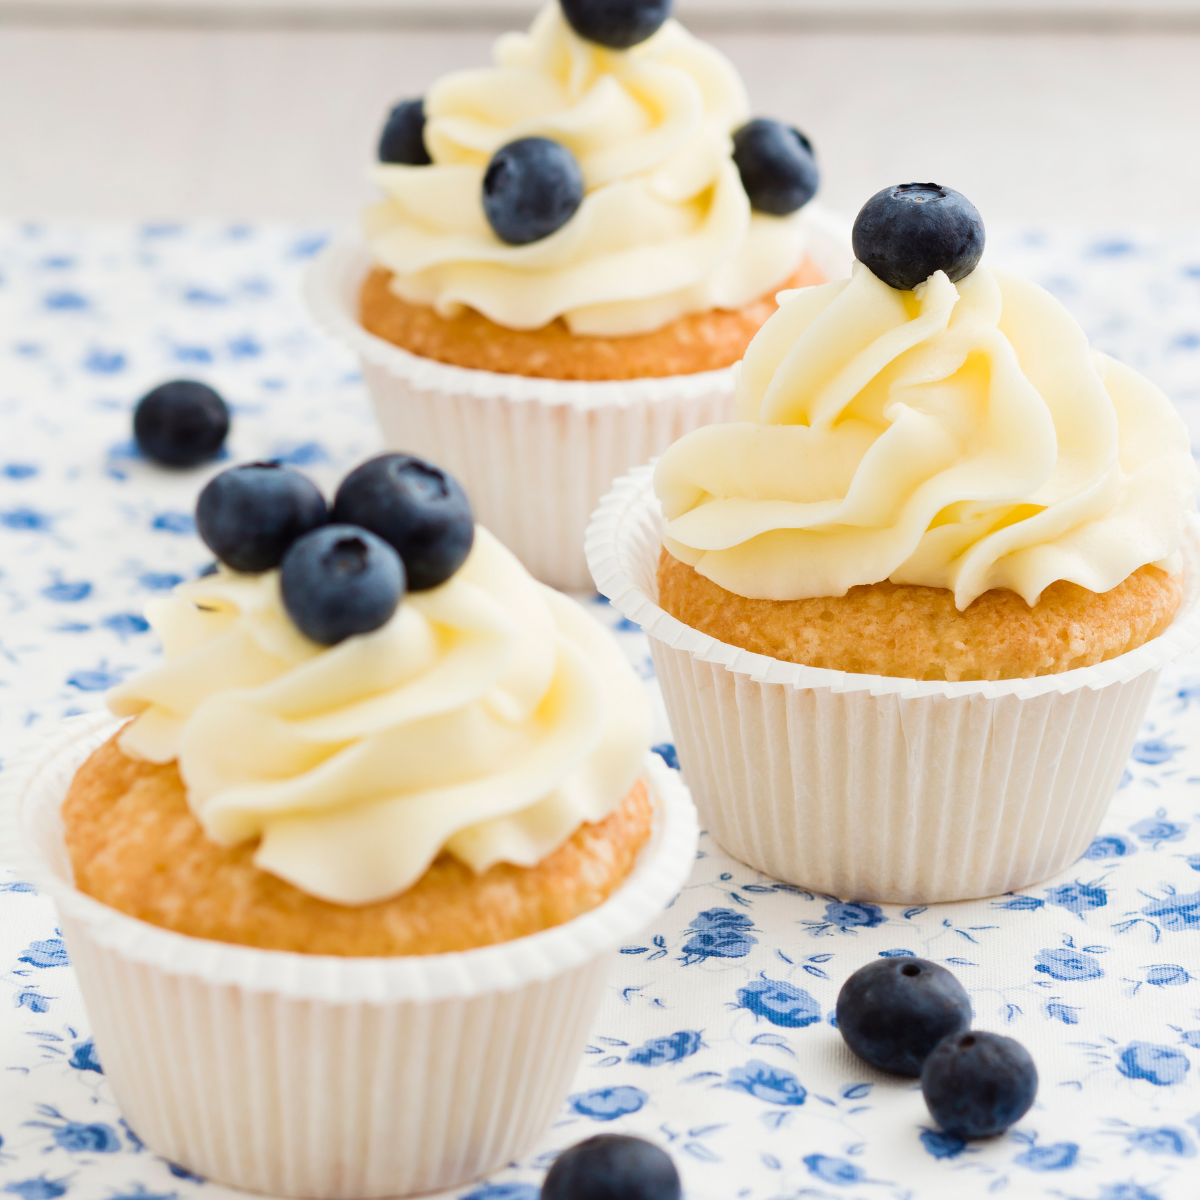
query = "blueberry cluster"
xmin=837 ymin=958 xmax=1038 ymax=1139
xmin=378 ymin=2 xmax=818 ymax=249
xmin=195 ymin=454 xmax=474 ymax=646
xmin=851 ymin=183 xmax=986 ymax=291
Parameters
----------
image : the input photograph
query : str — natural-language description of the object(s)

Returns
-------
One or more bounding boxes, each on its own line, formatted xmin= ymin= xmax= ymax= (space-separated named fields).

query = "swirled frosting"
xmin=363 ymin=3 xmax=815 ymax=336
xmin=108 ymin=528 xmax=651 ymax=906
xmin=656 ymin=262 xmax=1198 ymax=609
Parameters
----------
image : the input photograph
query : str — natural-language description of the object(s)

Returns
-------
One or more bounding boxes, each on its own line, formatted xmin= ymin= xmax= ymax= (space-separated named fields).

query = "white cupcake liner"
xmin=0 ymin=712 xmax=699 ymax=1199
xmin=586 ymin=465 xmax=1200 ymax=905
xmin=303 ymin=208 xmax=853 ymax=591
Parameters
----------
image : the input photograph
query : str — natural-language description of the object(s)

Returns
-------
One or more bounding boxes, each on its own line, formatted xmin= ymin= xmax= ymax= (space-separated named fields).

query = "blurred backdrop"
xmin=2 ymin=0 xmax=1199 ymax=226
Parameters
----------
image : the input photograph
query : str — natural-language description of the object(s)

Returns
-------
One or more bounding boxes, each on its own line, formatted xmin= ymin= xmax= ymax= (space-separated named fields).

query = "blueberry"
xmin=332 ymin=454 xmax=474 ymax=591
xmin=561 ymin=0 xmax=672 ymax=49
xmin=732 ymin=119 xmax=819 ymax=216
xmin=851 ymin=182 xmax=985 ymax=291
xmin=196 ymin=463 xmax=328 ymax=574
xmin=921 ymin=1031 xmax=1038 ymax=1139
xmin=379 ymin=98 xmax=431 ymax=166
xmin=482 ymin=137 xmax=584 ymax=246
xmin=133 ymin=380 xmax=229 ymax=468
xmin=542 ymin=1135 xmax=680 ymax=1200
xmin=836 ymin=957 xmax=972 ymax=1077
xmin=281 ymin=526 xmax=405 ymax=646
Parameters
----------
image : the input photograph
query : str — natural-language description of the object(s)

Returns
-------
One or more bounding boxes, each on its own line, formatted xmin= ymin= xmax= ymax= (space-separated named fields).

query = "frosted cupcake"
xmin=2 ymin=455 xmax=698 ymax=1197
xmin=588 ymin=183 xmax=1200 ymax=905
xmin=306 ymin=0 xmax=850 ymax=588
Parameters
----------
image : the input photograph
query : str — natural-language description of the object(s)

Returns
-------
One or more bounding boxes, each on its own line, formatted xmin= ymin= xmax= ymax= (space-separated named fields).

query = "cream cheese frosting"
xmin=656 ymin=262 xmax=1198 ymax=609
xmin=108 ymin=527 xmax=652 ymax=906
xmin=363 ymin=3 xmax=814 ymax=337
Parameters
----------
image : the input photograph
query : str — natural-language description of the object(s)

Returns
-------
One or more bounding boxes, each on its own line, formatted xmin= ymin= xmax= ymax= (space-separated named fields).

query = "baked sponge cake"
xmin=360 ymin=0 xmax=831 ymax=380
xmin=62 ymin=454 xmax=655 ymax=953
xmin=653 ymin=184 xmax=1197 ymax=681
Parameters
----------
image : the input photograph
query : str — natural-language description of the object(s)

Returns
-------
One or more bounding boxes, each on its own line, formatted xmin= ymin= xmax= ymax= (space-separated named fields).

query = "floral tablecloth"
xmin=2 ymin=221 xmax=1200 ymax=1200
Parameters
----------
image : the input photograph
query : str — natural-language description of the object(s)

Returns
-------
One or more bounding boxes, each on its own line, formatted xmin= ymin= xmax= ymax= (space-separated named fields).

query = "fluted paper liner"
xmin=303 ymin=209 xmax=853 ymax=591
xmin=586 ymin=464 xmax=1200 ymax=905
xmin=0 ymin=713 xmax=699 ymax=1199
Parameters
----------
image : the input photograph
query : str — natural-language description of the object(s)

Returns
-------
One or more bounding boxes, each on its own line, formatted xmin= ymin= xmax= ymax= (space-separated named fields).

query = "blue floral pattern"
xmin=3 ymin=222 xmax=1200 ymax=1198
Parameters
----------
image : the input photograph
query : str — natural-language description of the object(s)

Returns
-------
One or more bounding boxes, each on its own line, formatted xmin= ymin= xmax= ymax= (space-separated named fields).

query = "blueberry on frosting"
xmin=482 ymin=137 xmax=585 ymax=246
xmin=543 ymin=1135 xmax=681 ymax=1200
xmin=852 ymin=183 xmax=984 ymax=292
xmin=280 ymin=525 xmax=405 ymax=646
xmin=332 ymin=454 xmax=474 ymax=591
xmin=921 ymin=1031 xmax=1038 ymax=1139
xmin=732 ymin=119 xmax=819 ymax=216
xmin=133 ymin=379 xmax=229 ymax=468
xmin=196 ymin=462 xmax=328 ymax=573
xmin=378 ymin=98 xmax=431 ymax=166
xmin=560 ymin=0 xmax=672 ymax=49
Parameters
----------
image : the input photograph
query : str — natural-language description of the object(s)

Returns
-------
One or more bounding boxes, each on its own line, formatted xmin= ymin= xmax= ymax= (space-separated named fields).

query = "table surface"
xmin=2 ymin=221 xmax=1200 ymax=1200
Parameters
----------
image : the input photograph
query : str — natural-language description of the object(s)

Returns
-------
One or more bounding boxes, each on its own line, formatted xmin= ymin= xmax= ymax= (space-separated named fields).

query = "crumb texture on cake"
xmin=63 ymin=737 xmax=653 ymax=956
xmin=657 ymin=549 xmax=1184 ymax=682
xmin=359 ymin=261 xmax=824 ymax=381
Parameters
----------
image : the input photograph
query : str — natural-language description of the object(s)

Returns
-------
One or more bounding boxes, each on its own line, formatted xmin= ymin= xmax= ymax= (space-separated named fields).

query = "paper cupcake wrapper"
xmin=0 ymin=713 xmax=699 ymax=1199
xmin=586 ymin=465 xmax=1200 ymax=905
xmin=303 ymin=208 xmax=853 ymax=591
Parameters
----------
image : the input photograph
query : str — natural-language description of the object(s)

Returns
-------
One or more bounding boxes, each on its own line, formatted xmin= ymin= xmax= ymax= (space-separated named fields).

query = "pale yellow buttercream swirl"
xmin=108 ymin=528 xmax=651 ymax=906
xmin=656 ymin=262 xmax=1198 ymax=610
xmin=364 ymin=3 xmax=816 ymax=336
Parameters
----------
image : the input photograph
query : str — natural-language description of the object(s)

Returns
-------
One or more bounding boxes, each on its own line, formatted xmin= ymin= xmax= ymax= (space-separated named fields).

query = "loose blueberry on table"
xmin=482 ymin=136 xmax=585 ymax=246
xmin=378 ymin=97 xmax=431 ymax=166
xmin=732 ymin=119 xmax=819 ymax=216
xmin=196 ymin=462 xmax=328 ymax=573
xmin=921 ymin=1030 xmax=1038 ymax=1138
xmin=851 ymin=182 xmax=985 ymax=291
xmin=836 ymin=957 xmax=972 ymax=1076
xmin=332 ymin=453 xmax=475 ymax=591
xmin=542 ymin=1134 xmax=680 ymax=1200
xmin=133 ymin=379 xmax=230 ymax=468
xmin=280 ymin=525 xmax=406 ymax=646
xmin=560 ymin=0 xmax=673 ymax=49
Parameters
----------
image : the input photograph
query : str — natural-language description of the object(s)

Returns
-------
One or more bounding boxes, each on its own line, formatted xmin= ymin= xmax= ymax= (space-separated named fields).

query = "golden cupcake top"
xmin=108 ymin=455 xmax=651 ymax=906
xmin=655 ymin=184 xmax=1199 ymax=610
xmin=363 ymin=0 xmax=823 ymax=336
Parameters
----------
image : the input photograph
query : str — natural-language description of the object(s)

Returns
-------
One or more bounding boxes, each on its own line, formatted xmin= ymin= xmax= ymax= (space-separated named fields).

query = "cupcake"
xmin=2 ymin=455 xmax=698 ymax=1198
xmin=588 ymin=182 xmax=1200 ymax=905
xmin=306 ymin=0 xmax=850 ymax=588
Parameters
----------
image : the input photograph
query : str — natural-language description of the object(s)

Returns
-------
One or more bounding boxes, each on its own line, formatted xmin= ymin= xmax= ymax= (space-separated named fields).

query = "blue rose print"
xmin=802 ymin=1154 xmax=865 ymax=1185
xmin=1035 ymin=948 xmax=1104 ymax=981
xmin=460 ymin=1186 xmax=539 ymax=1200
xmin=567 ymin=1087 xmax=647 ymax=1121
xmin=1097 ymin=1185 xmax=1161 ymax=1200
xmin=823 ymin=901 xmax=884 ymax=932
xmin=1045 ymin=881 xmax=1108 ymax=915
xmin=15 ymin=992 xmax=53 ymax=1014
xmin=1117 ymin=1042 xmax=1191 ymax=1086
xmin=2 ymin=1180 xmax=70 ymax=1200
xmin=68 ymin=1039 xmax=101 ymax=1073
xmin=17 ymin=940 xmax=69 ymax=969
xmin=736 ymin=977 xmax=822 ymax=1028
xmin=1082 ymin=834 xmax=1138 ymax=861
xmin=627 ymin=1031 xmax=701 ymax=1066
xmin=1015 ymin=1142 xmax=1079 ymax=1170
xmin=1141 ymin=890 xmax=1200 ymax=933
xmin=726 ymin=1060 xmax=806 ymax=1106
xmin=1123 ymin=1126 xmax=1195 ymax=1156
xmin=1144 ymin=964 xmax=1190 ymax=987
xmin=1130 ymin=812 xmax=1188 ymax=848
xmin=919 ymin=1129 xmax=966 ymax=1159
xmin=680 ymin=909 xmax=757 ymax=965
